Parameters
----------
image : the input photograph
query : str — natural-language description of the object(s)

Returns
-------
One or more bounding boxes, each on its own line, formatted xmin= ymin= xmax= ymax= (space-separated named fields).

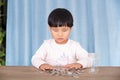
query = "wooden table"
xmin=0 ymin=66 xmax=120 ymax=80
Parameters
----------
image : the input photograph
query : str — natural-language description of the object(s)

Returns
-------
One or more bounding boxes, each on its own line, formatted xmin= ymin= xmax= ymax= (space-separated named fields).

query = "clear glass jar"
xmin=88 ymin=53 xmax=99 ymax=73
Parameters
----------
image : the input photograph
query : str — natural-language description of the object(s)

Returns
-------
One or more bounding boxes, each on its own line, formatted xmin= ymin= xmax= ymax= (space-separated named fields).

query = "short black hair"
xmin=48 ymin=8 xmax=73 ymax=27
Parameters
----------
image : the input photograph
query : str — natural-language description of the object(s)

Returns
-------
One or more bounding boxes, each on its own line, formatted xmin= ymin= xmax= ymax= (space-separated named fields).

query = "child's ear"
xmin=48 ymin=26 xmax=51 ymax=29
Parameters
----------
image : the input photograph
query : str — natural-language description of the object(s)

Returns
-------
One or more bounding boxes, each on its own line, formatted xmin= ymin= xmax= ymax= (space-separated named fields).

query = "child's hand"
xmin=65 ymin=63 xmax=83 ymax=69
xmin=39 ymin=63 xmax=54 ymax=71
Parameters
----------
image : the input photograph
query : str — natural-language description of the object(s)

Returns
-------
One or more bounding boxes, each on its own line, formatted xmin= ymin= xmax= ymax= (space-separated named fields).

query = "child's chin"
xmin=57 ymin=41 xmax=66 ymax=44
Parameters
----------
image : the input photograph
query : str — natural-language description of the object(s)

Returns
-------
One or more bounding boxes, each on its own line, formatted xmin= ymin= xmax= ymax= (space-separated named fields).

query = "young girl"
xmin=31 ymin=8 xmax=92 ymax=71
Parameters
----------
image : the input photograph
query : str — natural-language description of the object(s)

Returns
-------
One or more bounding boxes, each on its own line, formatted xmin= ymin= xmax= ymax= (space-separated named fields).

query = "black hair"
xmin=48 ymin=8 xmax=73 ymax=27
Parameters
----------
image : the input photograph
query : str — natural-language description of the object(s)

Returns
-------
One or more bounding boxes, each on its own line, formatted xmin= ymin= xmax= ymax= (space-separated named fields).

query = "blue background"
xmin=6 ymin=0 xmax=120 ymax=66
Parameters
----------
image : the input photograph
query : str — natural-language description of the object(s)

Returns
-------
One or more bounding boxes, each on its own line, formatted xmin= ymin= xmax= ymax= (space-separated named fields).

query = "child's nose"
xmin=58 ymin=31 xmax=63 ymax=36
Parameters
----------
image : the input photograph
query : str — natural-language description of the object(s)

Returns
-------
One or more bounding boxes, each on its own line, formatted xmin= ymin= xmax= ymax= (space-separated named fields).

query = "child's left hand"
xmin=64 ymin=63 xmax=83 ymax=69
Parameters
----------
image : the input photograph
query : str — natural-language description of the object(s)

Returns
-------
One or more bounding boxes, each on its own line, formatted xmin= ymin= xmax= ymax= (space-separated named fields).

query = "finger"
xmin=65 ymin=64 xmax=72 ymax=68
xmin=40 ymin=67 xmax=45 ymax=71
xmin=45 ymin=66 xmax=53 ymax=70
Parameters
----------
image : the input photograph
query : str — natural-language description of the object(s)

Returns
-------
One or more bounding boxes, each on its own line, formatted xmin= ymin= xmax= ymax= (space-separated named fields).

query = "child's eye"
xmin=52 ymin=29 xmax=58 ymax=32
xmin=62 ymin=29 xmax=68 ymax=32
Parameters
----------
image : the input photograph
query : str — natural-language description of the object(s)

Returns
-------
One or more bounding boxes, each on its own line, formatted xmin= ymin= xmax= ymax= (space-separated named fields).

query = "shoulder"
xmin=67 ymin=39 xmax=83 ymax=51
xmin=67 ymin=39 xmax=81 ymax=48
xmin=38 ymin=39 xmax=53 ymax=49
xmin=43 ymin=39 xmax=54 ymax=45
xmin=69 ymin=39 xmax=80 ymax=46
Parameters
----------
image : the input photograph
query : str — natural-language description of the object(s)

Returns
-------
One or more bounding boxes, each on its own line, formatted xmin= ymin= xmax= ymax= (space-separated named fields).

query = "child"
xmin=31 ymin=8 xmax=92 ymax=71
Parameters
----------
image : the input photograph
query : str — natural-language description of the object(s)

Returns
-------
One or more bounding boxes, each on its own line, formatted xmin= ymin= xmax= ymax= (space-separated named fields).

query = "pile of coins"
xmin=45 ymin=67 xmax=84 ymax=78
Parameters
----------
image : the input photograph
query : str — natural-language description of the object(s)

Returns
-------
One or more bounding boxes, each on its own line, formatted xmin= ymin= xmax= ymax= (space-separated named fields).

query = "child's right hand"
xmin=39 ymin=63 xmax=54 ymax=71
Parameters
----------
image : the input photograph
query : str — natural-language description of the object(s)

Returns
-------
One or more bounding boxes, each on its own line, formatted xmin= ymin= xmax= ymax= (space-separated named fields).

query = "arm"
xmin=31 ymin=42 xmax=47 ymax=69
xmin=75 ymin=43 xmax=92 ymax=68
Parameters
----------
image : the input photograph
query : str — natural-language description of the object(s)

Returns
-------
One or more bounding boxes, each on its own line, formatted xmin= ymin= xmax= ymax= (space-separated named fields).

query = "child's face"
xmin=50 ymin=26 xmax=71 ymax=44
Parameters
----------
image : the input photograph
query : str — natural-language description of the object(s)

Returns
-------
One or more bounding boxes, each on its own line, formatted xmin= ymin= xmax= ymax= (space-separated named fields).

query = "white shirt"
xmin=31 ymin=39 xmax=92 ymax=68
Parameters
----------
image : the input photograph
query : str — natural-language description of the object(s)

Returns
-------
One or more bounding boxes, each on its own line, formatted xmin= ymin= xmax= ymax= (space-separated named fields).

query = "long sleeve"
xmin=31 ymin=42 xmax=47 ymax=68
xmin=75 ymin=43 xmax=92 ymax=68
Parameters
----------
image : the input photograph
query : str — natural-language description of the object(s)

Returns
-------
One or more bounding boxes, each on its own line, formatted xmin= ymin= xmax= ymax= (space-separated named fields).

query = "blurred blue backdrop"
xmin=6 ymin=0 xmax=120 ymax=66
